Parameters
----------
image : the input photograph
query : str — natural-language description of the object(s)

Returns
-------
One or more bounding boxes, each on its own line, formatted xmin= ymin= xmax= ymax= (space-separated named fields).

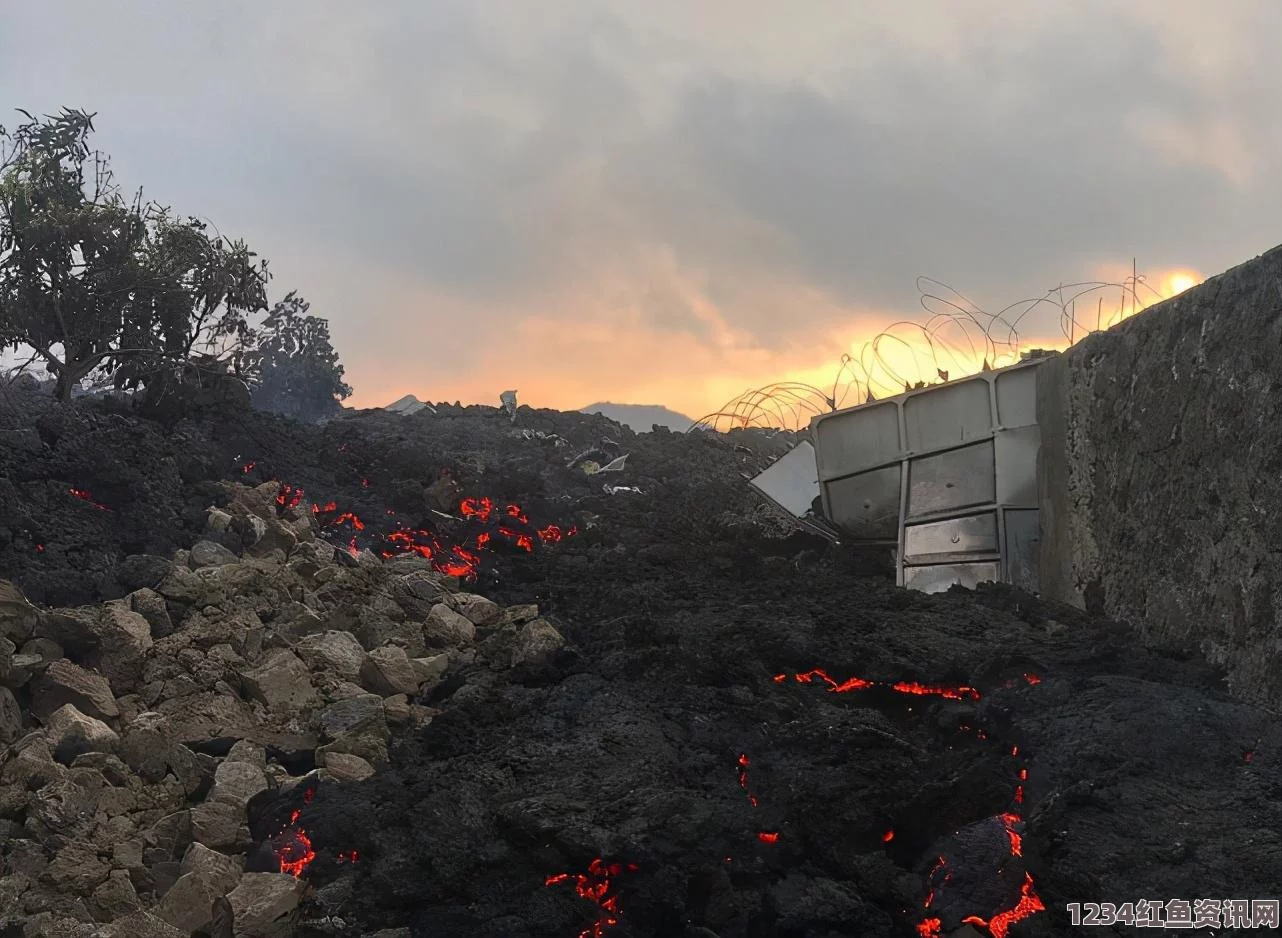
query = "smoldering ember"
xmin=1 ymin=246 xmax=1281 ymax=938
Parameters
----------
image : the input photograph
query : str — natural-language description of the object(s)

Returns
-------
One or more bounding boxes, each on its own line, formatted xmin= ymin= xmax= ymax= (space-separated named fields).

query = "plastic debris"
xmin=519 ymin=429 xmax=569 ymax=447
xmin=500 ymin=390 xmax=518 ymax=422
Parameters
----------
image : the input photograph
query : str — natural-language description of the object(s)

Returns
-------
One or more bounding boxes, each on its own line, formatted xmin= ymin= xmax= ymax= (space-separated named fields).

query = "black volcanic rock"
xmin=1 ymin=388 xmax=1279 ymax=938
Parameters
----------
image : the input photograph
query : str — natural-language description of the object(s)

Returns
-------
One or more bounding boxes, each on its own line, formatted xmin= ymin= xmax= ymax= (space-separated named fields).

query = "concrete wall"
xmin=1038 ymin=244 xmax=1282 ymax=710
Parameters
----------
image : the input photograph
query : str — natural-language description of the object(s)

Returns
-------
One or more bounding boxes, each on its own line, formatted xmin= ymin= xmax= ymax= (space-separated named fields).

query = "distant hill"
xmin=580 ymin=402 xmax=694 ymax=432
xmin=383 ymin=394 xmax=436 ymax=415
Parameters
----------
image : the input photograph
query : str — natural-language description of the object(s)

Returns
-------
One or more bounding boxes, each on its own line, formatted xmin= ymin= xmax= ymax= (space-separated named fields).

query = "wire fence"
xmin=690 ymin=263 xmax=1183 ymax=432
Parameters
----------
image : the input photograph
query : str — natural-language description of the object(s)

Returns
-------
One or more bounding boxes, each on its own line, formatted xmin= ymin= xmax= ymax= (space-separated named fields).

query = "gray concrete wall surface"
xmin=1038 ymin=243 xmax=1282 ymax=709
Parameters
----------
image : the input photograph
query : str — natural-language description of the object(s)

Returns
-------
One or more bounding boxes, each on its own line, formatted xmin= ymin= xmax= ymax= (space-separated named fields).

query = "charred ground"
xmin=1 ymin=385 xmax=1278 ymax=937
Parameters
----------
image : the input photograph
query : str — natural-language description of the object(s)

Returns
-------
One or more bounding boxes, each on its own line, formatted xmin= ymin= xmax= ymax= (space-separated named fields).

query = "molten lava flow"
xmin=793 ymin=669 xmax=874 ymax=693
xmin=780 ymin=669 xmax=980 ymax=701
xmin=998 ymin=812 xmax=1023 ymax=856
xmin=891 ymin=680 xmax=982 ymax=701
xmin=337 ymin=849 xmax=360 ymax=864
xmin=545 ymin=858 xmax=639 ymax=938
xmin=499 ymin=526 xmax=535 ymax=552
xmin=277 ymin=827 xmax=315 ymax=877
xmin=735 ymin=753 xmax=763 ymax=809
xmin=241 ymin=461 xmax=256 ymax=474
xmin=333 ymin=511 xmax=366 ymax=531
xmin=460 ymin=497 xmax=494 ymax=522
xmin=275 ymin=787 xmax=319 ymax=878
xmin=68 ymin=488 xmax=111 ymax=511
xmin=757 ymin=831 xmax=780 ymax=844
xmin=268 ymin=476 xmax=575 ymax=581
xmin=775 ymin=668 xmax=1045 ymax=937
xmin=923 ymin=854 xmax=949 ymax=910
xmin=916 ymin=918 xmax=942 ymax=938
xmin=276 ymin=484 xmax=305 ymax=510
xmin=962 ymin=873 xmax=1045 ymax=938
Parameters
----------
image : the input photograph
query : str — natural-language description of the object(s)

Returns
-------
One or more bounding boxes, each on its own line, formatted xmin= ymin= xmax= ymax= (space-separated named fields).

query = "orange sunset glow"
xmin=349 ymin=264 xmax=1205 ymax=426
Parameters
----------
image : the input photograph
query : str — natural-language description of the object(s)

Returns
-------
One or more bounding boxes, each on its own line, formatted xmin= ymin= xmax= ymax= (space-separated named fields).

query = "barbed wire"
xmin=690 ymin=263 xmax=1179 ymax=433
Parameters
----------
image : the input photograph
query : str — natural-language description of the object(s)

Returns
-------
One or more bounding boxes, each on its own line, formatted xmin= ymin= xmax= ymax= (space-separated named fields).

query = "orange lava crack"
xmin=777 ymin=668 xmax=980 ymax=701
xmin=269 ymin=483 xmax=577 ymax=580
xmin=545 ymin=858 xmax=639 ymax=938
xmin=778 ymin=668 xmax=1046 ymax=937
xmin=273 ymin=787 xmax=360 ymax=879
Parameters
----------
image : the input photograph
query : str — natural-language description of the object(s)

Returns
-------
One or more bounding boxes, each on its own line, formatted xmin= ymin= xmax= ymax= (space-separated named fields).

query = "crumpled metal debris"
xmin=580 ymin=455 xmax=629 ymax=476
xmin=569 ymin=447 xmax=629 ymax=475
xmin=499 ymin=390 xmax=518 ymax=423
xmin=519 ymin=428 xmax=569 ymax=447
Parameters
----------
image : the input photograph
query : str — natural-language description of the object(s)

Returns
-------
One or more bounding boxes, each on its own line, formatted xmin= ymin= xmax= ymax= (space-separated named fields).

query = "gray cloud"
xmin=3 ymin=1 xmax=1282 ymax=401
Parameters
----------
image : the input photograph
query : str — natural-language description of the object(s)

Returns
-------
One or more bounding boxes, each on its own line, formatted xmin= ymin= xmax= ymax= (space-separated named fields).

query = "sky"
xmin=3 ymin=1 xmax=1280 ymax=419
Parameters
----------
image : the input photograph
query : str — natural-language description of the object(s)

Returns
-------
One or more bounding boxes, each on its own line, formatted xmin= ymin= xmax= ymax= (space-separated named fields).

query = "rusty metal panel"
xmin=812 ymin=402 xmax=901 ymax=480
xmin=903 ymin=378 xmax=991 ymax=451
xmin=1003 ymin=509 xmax=1041 ymax=592
xmin=901 ymin=561 xmax=1000 ymax=593
xmin=903 ymin=512 xmax=998 ymax=564
xmin=906 ymin=441 xmax=995 ymax=518
xmin=995 ymin=364 xmax=1038 ymax=428
xmin=994 ymin=425 xmax=1041 ymax=507
xmin=824 ymin=464 xmax=901 ymax=540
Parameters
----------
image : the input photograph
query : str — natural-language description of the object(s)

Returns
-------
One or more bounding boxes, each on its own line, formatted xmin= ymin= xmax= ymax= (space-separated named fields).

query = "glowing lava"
xmin=277 ymin=824 xmax=315 ymax=878
xmin=775 ymin=668 xmax=1046 ymax=936
xmin=276 ymin=484 xmax=305 ymax=510
xmin=276 ymin=788 xmax=318 ymax=878
xmin=273 ymin=787 xmax=360 ymax=878
xmin=736 ymin=753 xmax=762 ymax=809
xmin=269 ymin=480 xmax=576 ymax=581
xmin=545 ymin=858 xmax=639 ymax=938
xmin=962 ymin=873 xmax=1045 ymax=938
xmin=757 ymin=831 xmax=780 ymax=844
xmin=779 ymin=669 xmax=980 ymax=701
xmin=68 ymin=488 xmax=111 ymax=511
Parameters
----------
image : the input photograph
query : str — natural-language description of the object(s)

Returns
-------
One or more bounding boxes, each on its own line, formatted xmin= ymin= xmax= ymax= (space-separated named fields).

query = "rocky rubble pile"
xmin=0 ymin=480 xmax=565 ymax=937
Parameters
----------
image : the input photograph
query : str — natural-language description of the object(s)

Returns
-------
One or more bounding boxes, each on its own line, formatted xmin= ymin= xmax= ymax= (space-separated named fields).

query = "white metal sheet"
xmin=901 ymin=562 xmax=1000 ymax=593
xmin=906 ymin=441 xmax=996 ymax=518
xmin=748 ymin=441 xmax=820 ymax=518
xmin=995 ymin=426 xmax=1041 ymax=507
xmin=1004 ymin=509 xmax=1041 ymax=592
xmin=824 ymin=464 xmax=901 ymax=540
xmin=903 ymin=378 xmax=992 ymax=451
xmin=812 ymin=402 xmax=901 ymax=480
xmin=903 ymin=512 xmax=998 ymax=563
xmin=995 ymin=365 xmax=1039 ymax=428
